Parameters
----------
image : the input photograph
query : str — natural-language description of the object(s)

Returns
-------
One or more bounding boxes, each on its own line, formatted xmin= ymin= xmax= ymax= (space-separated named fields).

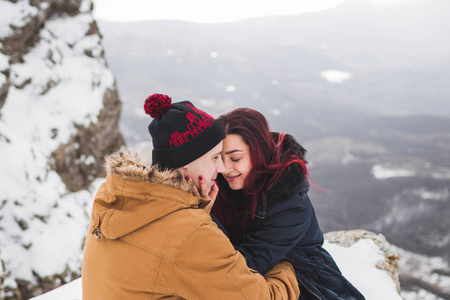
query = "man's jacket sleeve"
xmin=170 ymin=219 xmax=300 ymax=300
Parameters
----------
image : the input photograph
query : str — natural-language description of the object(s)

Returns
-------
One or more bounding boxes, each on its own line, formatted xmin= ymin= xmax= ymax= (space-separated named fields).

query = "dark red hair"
xmin=212 ymin=108 xmax=308 ymax=243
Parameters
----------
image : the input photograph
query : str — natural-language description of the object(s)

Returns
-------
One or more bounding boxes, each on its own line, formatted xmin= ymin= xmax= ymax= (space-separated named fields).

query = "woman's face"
xmin=222 ymin=134 xmax=253 ymax=190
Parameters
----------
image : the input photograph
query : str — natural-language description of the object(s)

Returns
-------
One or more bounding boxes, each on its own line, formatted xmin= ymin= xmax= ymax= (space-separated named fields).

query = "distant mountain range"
xmin=97 ymin=0 xmax=450 ymax=298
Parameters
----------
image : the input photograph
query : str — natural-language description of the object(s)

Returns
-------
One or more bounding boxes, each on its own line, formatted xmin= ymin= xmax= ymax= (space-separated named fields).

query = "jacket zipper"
xmin=283 ymin=256 xmax=322 ymax=300
xmin=296 ymin=274 xmax=322 ymax=300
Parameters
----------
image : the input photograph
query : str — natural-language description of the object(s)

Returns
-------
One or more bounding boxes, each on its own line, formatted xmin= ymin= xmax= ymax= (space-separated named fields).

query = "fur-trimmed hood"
xmin=105 ymin=151 xmax=194 ymax=192
xmin=89 ymin=151 xmax=207 ymax=240
xmin=266 ymin=133 xmax=309 ymax=206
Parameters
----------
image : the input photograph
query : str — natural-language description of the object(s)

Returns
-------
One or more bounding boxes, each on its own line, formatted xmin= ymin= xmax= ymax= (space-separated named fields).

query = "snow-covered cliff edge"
xmin=0 ymin=0 xmax=124 ymax=298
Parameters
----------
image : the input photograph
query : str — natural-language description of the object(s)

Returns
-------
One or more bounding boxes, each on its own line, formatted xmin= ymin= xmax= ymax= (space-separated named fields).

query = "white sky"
xmin=92 ymin=0 xmax=347 ymax=23
xmin=91 ymin=0 xmax=424 ymax=23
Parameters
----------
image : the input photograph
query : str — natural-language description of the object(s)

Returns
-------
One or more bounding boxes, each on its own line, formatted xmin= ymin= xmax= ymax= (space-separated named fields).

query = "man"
xmin=82 ymin=94 xmax=300 ymax=299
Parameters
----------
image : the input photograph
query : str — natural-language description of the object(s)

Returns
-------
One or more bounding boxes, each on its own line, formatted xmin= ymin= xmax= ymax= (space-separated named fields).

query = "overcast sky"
xmin=92 ymin=0 xmax=348 ymax=23
xmin=92 ymin=0 xmax=425 ymax=23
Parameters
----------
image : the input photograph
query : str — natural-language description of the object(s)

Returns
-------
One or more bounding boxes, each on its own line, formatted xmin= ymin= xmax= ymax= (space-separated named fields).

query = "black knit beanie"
xmin=144 ymin=93 xmax=225 ymax=170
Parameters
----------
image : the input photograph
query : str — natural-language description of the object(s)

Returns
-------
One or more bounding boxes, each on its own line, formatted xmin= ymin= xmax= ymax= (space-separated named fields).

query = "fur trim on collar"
xmin=105 ymin=151 xmax=194 ymax=193
xmin=266 ymin=133 xmax=307 ymax=205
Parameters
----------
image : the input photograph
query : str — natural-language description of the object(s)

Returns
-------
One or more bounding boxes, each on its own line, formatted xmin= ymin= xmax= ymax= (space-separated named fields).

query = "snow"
xmin=0 ymin=0 xmax=39 ymax=38
xmin=395 ymin=246 xmax=450 ymax=300
xmin=225 ymin=85 xmax=236 ymax=92
xmin=31 ymin=238 xmax=403 ymax=299
xmin=0 ymin=0 xmax=116 ymax=292
xmin=410 ymin=187 xmax=449 ymax=201
xmin=372 ymin=163 xmax=450 ymax=180
xmin=31 ymin=277 xmax=82 ymax=300
xmin=270 ymin=108 xmax=282 ymax=116
xmin=371 ymin=164 xmax=416 ymax=179
xmin=320 ymin=69 xmax=353 ymax=83
xmin=325 ymin=239 xmax=402 ymax=300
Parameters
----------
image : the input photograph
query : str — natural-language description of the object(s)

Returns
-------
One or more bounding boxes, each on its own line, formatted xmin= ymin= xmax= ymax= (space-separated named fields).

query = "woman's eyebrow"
xmin=224 ymin=150 xmax=242 ymax=155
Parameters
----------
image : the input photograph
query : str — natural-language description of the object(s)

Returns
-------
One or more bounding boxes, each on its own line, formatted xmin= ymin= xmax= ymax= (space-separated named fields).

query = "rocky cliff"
xmin=0 ymin=0 xmax=124 ymax=299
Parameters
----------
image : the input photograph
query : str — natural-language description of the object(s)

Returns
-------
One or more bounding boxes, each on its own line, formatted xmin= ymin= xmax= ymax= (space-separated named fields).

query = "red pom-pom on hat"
xmin=144 ymin=93 xmax=172 ymax=118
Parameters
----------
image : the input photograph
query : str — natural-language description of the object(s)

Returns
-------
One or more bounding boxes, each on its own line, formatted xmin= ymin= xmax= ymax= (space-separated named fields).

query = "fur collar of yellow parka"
xmin=105 ymin=151 xmax=195 ymax=193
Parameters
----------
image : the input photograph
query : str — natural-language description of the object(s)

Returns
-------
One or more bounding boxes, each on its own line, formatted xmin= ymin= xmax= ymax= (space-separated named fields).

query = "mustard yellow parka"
xmin=82 ymin=151 xmax=299 ymax=299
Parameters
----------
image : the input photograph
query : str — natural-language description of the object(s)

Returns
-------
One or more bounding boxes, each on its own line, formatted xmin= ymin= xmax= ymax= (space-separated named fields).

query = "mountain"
xmin=0 ymin=0 xmax=124 ymax=298
xmin=1 ymin=0 xmax=449 ymax=298
xmin=96 ymin=0 xmax=450 ymax=298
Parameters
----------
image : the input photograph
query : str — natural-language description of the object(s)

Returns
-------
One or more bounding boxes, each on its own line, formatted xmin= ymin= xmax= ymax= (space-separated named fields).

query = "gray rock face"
xmin=1 ymin=0 xmax=123 ymax=193
xmin=0 ymin=0 xmax=124 ymax=298
xmin=50 ymin=88 xmax=124 ymax=192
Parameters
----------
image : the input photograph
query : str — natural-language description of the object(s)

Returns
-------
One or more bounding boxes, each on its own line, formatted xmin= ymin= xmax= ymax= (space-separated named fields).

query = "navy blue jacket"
xmin=215 ymin=134 xmax=365 ymax=300
xmin=238 ymin=183 xmax=364 ymax=300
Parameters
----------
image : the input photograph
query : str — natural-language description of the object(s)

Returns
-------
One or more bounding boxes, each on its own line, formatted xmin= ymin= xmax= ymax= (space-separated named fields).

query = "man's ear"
xmin=176 ymin=164 xmax=189 ymax=177
xmin=181 ymin=164 xmax=190 ymax=174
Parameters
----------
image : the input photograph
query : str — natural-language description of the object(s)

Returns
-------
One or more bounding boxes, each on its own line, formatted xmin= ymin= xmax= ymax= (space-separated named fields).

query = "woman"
xmin=211 ymin=107 xmax=365 ymax=300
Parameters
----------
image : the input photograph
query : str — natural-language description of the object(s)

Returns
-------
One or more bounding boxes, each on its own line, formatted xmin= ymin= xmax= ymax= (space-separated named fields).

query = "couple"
xmin=82 ymin=94 xmax=364 ymax=299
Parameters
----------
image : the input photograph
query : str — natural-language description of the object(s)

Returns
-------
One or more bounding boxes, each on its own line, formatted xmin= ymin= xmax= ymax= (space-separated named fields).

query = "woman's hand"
xmin=189 ymin=176 xmax=219 ymax=214
xmin=203 ymin=183 xmax=219 ymax=214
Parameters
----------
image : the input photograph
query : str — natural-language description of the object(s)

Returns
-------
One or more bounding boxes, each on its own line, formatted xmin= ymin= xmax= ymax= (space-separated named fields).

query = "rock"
xmin=324 ymin=229 xmax=401 ymax=293
xmin=50 ymin=88 xmax=124 ymax=192
xmin=0 ymin=0 xmax=124 ymax=298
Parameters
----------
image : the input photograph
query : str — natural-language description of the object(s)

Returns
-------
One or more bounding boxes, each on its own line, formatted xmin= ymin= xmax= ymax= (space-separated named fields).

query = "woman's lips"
xmin=226 ymin=175 xmax=240 ymax=182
